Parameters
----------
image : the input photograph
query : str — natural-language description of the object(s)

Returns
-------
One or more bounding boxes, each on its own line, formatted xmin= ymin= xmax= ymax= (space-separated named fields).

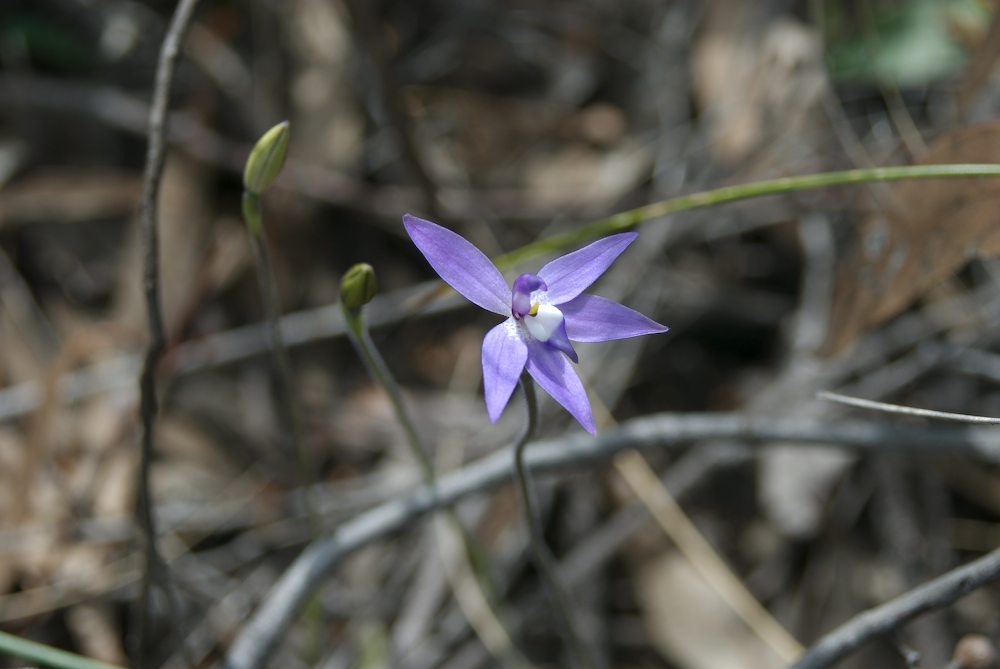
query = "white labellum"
xmin=525 ymin=304 xmax=565 ymax=342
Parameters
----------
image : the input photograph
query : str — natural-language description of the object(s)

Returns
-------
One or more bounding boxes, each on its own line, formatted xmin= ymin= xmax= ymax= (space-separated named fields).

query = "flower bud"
xmin=243 ymin=121 xmax=290 ymax=195
xmin=340 ymin=263 xmax=377 ymax=311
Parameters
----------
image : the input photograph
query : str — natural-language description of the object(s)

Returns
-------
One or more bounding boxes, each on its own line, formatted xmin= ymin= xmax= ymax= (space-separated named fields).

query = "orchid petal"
xmin=543 ymin=319 xmax=579 ymax=363
xmin=537 ymin=232 xmax=638 ymax=304
xmin=512 ymin=273 xmax=546 ymax=319
xmin=523 ymin=304 xmax=563 ymax=342
xmin=525 ymin=340 xmax=595 ymax=434
xmin=404 ymin=214 xmax=509 ymax=315
xmin=561 ymin=293 xmax=668 ymax=342
xmin=482 ymin=320 xmax=528 ymax=422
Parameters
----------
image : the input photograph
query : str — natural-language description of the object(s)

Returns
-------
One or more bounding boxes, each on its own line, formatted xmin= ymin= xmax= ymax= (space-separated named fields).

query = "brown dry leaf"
xmin=16 ymin=327 xmax=125 ymax=525
xmin=0 ymin=169 xmax=140 ymax=230
xmin=113 ymin=152 xmax=213 ymax=333
xmin=691 ymin=5 xmax=830 ymax=170
xmin=66 ymin=603 xmax=127 ymax=665
xmin=287 ymin=0 xmax=364 ymax=170
xmin=955 ymin=9 xmax=1000 ymax=117
xmin=823 ymin=121 xmax=1000 ymax=354
xmin=635 ymin=551 xmax=785 ymax=669
xmin=203 ymin=217 xmax=253 ymax=293
xmin=525 ymin=141 xmax=652 ymax=209
xmin=0 ymin=298 xmax=47 ymax=386
xmin=0 ymin=248 xmax=56 ymax=385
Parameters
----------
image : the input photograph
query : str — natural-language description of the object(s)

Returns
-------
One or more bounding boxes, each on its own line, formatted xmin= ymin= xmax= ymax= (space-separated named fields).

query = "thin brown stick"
xmin=135 ymin=0 xmax=201 ymax=665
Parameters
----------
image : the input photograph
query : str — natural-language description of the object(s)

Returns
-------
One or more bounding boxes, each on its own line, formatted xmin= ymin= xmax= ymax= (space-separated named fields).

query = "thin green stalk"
xmin=341 ymin=304 xmax=531 ymax=668
xmin=495 ymin=163 xmax=1000 ymax=269
xmin=513 ymin=376 xmax=599 ymax=669
xmin=341 ymin=307 xmax=433 ymax=475
xmin=242 ymin=193 xmax=318 ymax=527
xmin=0 ymin=631 xmax=126 ymax=669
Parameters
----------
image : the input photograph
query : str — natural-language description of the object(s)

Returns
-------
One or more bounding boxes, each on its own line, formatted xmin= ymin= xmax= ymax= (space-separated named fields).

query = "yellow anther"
xmin=529 ymin=302 xmax=540 ymax=317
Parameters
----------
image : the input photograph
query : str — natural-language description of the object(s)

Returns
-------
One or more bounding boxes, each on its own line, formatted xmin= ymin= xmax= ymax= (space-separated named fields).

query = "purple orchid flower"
xmin=404 ymin=214 xmax=668 ymax=434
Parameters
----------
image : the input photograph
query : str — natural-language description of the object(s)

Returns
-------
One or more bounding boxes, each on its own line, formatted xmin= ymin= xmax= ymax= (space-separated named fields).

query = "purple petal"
xmin=561 ymin=293 xmax=668 ymax=342
xmin=543 ymin=320 xmax=579 ymax=363
xmin=525 ymin=340 xmax=595 ymax=434
xmin=404 ymin=214 xmax=509 ymax=315
xmin=512 ymin=273 xmax=546 ymax=319
xmin=537 ymin=232 xmax=638 ymax=304
xmin=482 ymin=320 xmax=528 ymax=422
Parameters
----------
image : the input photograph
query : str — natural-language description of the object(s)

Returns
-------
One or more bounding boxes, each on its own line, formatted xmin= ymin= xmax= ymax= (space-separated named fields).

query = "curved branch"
xmin=136 ymin=0 xmax=201 ymax=664
xmin=223 ymin=413 xmax=1000 ymax=669
xmin=789 ymin=547 xmax=1000 ymax=669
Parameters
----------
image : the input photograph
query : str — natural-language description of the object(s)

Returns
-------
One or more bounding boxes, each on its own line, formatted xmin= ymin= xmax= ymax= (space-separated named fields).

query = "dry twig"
xmin=818 ymin=390 xmax=1000 ymax=425
xmin=135 ymin=0 xmax=201 ymax=664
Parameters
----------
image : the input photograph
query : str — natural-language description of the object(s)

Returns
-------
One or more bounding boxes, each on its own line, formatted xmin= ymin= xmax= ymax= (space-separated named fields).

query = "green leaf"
xmin=824 ymin=0 xmax=986 ymax=86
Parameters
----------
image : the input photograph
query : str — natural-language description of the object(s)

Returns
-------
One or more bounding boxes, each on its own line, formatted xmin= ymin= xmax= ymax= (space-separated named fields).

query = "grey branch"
xmin=136 ymin=0 xmax=201 ymax=665
xmin=790 ymin=546 xmax=1000 ymax=669
xmin=223 ymin=413 xmax=1000 ymax=669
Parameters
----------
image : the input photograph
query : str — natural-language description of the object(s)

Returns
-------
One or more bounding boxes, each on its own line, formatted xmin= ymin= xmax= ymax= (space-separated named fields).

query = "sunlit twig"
xmin=818 ymin=390 xmax=1000 ymax=425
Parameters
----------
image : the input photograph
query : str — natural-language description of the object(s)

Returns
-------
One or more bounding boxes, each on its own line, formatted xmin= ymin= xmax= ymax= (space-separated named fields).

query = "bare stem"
xmin=513 ymin=376 xmax=599 ymax=669
xmin=135 ymin=0 xmax=200 ymax=665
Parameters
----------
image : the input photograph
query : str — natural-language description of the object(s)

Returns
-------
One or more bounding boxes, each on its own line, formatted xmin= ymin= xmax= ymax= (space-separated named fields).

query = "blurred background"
xmin=2 ymin=0 xmax=1000 ymax=667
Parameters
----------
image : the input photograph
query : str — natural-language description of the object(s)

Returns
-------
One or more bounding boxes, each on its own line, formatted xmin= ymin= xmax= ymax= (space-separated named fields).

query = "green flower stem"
xmin=341 ymin=304 xmax=531 ymax=668
xmin=514 ymin=375 xmax=599 ymax=669
xmin=341 ymin=306 xmax=433 ymax=476
xmin=495 ymin=163 xmax=1000 ymax=270
xmin=242 ymin=192 xmax=318 ymax=526
xmin=0 ymin=631 xmax=126 ymax=669
xmin=241 ymin=192 xmax=264 ymax=237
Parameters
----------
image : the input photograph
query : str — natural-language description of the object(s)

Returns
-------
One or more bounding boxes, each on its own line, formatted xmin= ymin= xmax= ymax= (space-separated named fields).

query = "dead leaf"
xmin=0 ymin=169 xmax=140 ymax=229
xmin=66 ymin=603 xmax=127 ymax=665
xmin=524 ymin=141 xmax=652 ymax=208
xmin=692 ymin=7 xmax=830 ymax=170
xmin=635 ymin=551 xmax=785 ymax=669
xmin=824 ymin=121 xmax=1000 ymax=354
xmin=113 ymin=152 xmax=213 ymax=334
xmin=955 ymin=8 xmax=1000 ymax=117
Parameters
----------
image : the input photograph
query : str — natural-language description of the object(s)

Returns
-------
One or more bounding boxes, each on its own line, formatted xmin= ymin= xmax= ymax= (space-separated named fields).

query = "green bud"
xmin=243 ymin=120 xmax=290 ymax=195
xmin=340 ymin=263 xmax=378 ymax=311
